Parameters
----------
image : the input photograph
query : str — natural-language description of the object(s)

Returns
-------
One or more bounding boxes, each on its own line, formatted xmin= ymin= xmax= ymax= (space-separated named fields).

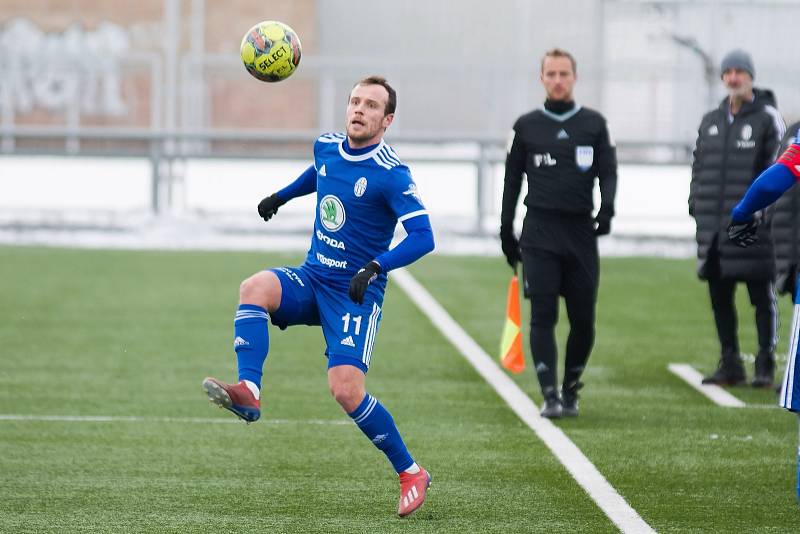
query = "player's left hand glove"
xmin=349 ymin=261 xmax=381 ymax=305
xmin=727 ymin=213 xmax=761 ymax=248
xmin=594 ymin=212 xmax=612 ymax=236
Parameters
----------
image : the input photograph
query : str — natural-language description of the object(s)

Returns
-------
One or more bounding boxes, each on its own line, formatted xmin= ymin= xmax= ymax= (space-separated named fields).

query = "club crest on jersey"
xmin=737 ymin=123 xmax=755 ymax=149
xmin=319 ymin=195 xmax=346 ymax=232
xmin=403 ymin=183 xmax=422 ymax=202
xmin=575 ymin=146 xmax=594 ymax=171
xmin=354 ymin=177 xmax=368 ymax=197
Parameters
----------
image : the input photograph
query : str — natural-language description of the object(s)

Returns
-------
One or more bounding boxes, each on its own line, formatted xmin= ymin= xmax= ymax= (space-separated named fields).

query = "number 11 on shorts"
xmin=342 ymin=313 xmax=362 ymax=335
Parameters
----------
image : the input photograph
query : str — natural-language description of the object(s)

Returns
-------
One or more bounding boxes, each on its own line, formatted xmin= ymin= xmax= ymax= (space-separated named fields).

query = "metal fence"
xmin=0 ymin=126 xmax=693 ymax=235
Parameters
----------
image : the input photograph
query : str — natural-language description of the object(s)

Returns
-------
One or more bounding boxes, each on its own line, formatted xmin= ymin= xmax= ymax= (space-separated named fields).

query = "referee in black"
xmin=500 ymin=48 xmax=617 ymax=418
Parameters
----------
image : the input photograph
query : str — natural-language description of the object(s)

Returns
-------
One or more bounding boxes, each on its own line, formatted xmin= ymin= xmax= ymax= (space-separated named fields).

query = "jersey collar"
xmin=540 ymin=105 xmax=582 ymax=122
xmin=338 ymin=138 xmax=386 ymax=161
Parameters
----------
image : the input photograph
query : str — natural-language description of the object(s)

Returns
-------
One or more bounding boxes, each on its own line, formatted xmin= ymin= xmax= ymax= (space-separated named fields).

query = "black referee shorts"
xmin=520 ymin=213 xmax=599 ymax=299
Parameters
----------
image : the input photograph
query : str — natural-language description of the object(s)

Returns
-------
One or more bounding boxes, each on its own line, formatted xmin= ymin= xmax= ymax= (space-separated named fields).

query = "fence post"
xmin=476 ymin=141 xmax=491 ymax=235
xmin=150 ymin=139 xmax=161 ymax=214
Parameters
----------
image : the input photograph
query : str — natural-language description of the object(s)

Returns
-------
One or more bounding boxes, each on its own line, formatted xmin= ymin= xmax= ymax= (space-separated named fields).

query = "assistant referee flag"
xmin=500 ymin=275 xmax=525 ymax=374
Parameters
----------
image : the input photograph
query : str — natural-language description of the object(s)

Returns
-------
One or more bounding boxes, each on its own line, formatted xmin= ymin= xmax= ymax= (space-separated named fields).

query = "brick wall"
xmin=0 ymin=0 xmax=316 ymax=130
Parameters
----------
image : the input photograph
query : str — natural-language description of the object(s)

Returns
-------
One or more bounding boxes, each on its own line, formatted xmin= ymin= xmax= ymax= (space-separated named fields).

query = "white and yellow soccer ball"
xmin=240 ymin=20 xmax=302 ymax=83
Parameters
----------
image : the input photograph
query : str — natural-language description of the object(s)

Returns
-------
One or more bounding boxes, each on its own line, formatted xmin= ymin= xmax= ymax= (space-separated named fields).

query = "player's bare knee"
xmin=329 ymin=381 xmax=362 ymax=412
xmin=239 ymin=271 xmax=281 ymax=310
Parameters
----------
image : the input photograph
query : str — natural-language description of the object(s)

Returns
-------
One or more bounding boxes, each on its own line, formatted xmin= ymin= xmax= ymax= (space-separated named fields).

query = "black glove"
xmin=257 ymin=193 xmax=286 ymax=222
xmin=727 ymin=213 xmax=761 ymax=248
xmin=349 ymin=261 xmax=381 ymax=305
xmin=500 ymin=227 xmax=521 ymax=270
xmin=594 ymin=212 xmax=612 ymax=236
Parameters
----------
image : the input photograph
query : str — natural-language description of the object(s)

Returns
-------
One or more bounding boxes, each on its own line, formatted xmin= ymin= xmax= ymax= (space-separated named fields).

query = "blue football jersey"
xmin=304 ymin=132 xmax=427 ymax=290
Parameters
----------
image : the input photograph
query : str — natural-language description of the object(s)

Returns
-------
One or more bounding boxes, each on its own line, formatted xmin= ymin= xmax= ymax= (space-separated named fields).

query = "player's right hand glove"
xmin=257 ymin=193 xmax=286 ymax=222
xmin=349 ymin=261 xmax=381 ymax=305
xmin=727 ymin=213 xmax=761 ymax=248
xmin=500 ymin=227 xmax=521 ymax=270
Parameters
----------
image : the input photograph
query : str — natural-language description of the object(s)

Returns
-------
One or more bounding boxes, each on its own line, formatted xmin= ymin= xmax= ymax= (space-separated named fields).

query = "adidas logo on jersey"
xmin=318 ymin=164 xmax=327 ymax=176
xmin=708 ymin=125 xmax=719 ymax=136
xmin=234 ymin=336 xmax=249 ymax=348
xmin=340 ymin=336 xmax=355 ymax=347
xmin=535 ymin=361 xmax=549 ymax=373
xmin=556 ymin=129 xmax=569 ymax=139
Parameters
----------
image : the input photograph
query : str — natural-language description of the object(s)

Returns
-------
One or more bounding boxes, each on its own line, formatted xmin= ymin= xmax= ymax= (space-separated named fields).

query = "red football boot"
xmin=202 ymin=377 xmax=261 ymax=423
xmin=397 ymin=467 xmax=431 ymax=517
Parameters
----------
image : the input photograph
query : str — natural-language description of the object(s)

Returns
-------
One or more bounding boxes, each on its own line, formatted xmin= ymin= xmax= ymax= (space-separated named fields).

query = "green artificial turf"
xmin=1 ymin=246 xmax=797 ymax=532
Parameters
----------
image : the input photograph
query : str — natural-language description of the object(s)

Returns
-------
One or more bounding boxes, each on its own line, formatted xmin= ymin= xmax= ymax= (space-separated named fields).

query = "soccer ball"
xmin=240 ymin=20 xmax=302 ymax=83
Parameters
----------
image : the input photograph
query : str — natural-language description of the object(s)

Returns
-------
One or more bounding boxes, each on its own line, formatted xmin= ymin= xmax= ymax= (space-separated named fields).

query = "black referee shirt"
xmin=501 ymin=102 xmax=618 ymax=228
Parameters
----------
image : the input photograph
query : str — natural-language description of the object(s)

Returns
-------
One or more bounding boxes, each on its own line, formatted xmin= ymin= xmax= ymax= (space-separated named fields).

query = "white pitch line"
xmin=667 ymin=364 xmax=746 ymax=408
xmin=0 ymin=414 xmax=350 ymax=425
xmin=393 ymin=268 xmax=655 ymax=534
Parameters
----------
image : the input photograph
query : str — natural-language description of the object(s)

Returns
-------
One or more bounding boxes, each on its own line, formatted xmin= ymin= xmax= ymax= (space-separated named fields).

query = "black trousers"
xmin=520 ymin=214 xmax=598 ymax=395
xmin=707 ymin=276 xmax=777 ymax=356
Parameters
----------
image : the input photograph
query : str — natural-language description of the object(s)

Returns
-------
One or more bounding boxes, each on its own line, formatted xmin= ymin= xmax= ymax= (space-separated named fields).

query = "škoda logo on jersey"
xmin=320 ymin=195 xmax=346 ymax=231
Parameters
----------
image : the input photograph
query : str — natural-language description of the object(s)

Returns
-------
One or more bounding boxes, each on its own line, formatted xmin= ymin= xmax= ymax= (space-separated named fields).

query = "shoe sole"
xmin=202 ymin=378 xmax=260 ymax=423
xmin=398 ymin=473 xmax=432 ymax=518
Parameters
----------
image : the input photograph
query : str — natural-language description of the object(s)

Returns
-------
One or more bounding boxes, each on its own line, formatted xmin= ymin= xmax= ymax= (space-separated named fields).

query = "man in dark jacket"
xmin=769 ymin=121 xmax=800 ymax=300
xmin=500 ymin=48 xmax=617 ymax=418
xmin=689 ymin=49 xmax=785 ymax=387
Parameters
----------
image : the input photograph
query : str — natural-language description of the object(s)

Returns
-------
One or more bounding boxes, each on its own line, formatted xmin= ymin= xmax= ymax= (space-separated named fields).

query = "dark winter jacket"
xmin=769 ymin=121 xmax=800 ymax=295
xmin=689 ymin=88 xmax=784 ymax=281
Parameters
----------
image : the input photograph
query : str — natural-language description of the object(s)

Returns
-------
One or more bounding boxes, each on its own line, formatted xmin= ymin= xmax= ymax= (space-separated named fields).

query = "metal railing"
xmin=0 ymin=126 xmax=693 ymax=232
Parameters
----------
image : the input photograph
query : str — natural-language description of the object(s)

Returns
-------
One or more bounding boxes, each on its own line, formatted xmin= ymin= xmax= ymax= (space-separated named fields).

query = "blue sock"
xmin=233 ymin=304 xmax=270 ymax=388
xmin=348 ymin=393 xmax=414 ymax=473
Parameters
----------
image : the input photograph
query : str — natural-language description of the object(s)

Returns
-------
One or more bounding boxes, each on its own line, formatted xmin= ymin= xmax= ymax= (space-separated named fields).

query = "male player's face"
xmin=346 ymin=83 xmax=394 ymax=148
xmin=722 ymin=67 xmax=753 ymax=101
xmin=541 ymin=56 xmax=576 ymax=102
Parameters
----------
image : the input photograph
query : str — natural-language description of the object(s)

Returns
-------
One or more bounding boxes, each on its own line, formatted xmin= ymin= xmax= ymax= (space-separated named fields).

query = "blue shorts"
xmin=269 ymin=265 xmax=384 ymax=373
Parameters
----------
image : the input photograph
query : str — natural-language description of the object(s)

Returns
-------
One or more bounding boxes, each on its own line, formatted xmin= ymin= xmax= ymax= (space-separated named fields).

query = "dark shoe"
xmin=561 ymin=381 xmax=583 ymax=417
xmin=540 ymin=391 xmax=563 ymax=419
xmin=701 ymin=357 xmax=746 ymax=386
xmin=752 ymin=351 xmax=775 ymax=388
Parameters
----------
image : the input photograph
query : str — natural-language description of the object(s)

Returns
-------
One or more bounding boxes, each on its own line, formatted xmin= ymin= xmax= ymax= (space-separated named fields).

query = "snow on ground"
xmin=0 ymin=156 xmax=696 ymax=257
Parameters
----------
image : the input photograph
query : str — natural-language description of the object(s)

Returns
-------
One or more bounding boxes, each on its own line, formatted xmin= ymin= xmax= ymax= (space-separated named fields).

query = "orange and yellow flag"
xmin=499 ymin=274 xmax=525 ymax=374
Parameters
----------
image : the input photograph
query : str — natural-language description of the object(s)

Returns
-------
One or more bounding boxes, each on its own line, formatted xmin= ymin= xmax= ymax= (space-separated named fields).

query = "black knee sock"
xmin=563 ymin=324 xmax=594 ymax=388
xmin=530 ymin=294 xmax=559 ymax=395
xmin=563 ymin=293 xmax=596 ymax=389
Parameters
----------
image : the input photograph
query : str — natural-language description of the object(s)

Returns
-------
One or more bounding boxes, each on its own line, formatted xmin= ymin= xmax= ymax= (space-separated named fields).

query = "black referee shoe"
xmin=540 ymin=391 xmax=563 ymax=419
xmin=561 ymin=381 xmax=583 ymax=417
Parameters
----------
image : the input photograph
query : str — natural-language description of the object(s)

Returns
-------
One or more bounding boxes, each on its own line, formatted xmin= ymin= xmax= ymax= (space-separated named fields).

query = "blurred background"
xmin=1 ymin=0 xmax=798 ymax=254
